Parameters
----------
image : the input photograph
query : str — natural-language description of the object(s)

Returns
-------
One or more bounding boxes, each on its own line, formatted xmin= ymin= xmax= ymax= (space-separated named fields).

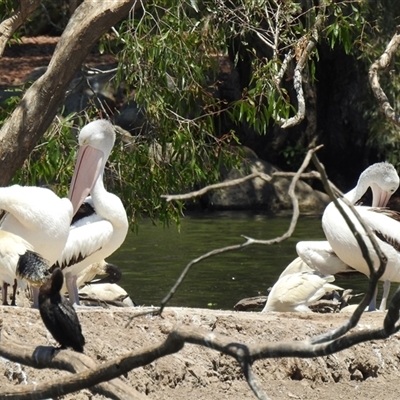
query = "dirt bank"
xmin=1 ymin=306 xmax=400 ymax=399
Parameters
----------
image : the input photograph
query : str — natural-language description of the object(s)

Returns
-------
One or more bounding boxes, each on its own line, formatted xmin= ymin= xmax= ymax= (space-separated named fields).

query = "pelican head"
xmin=68 ymin=120 xmax=116 ymax=215
xmin=355 ymin=162 xmax=399 ymax=207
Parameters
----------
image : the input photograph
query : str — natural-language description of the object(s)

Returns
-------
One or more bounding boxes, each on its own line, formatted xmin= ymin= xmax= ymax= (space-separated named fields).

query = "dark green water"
xmin=108 ymin=211 xmax=391 ymax=310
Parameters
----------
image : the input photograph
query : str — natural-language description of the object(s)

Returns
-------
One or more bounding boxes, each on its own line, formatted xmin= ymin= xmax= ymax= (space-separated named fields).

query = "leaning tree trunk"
xmin=0 ymin=0 xmax=139 ymax=186
xmin=0 ymin=0 xmax=41 ymax=56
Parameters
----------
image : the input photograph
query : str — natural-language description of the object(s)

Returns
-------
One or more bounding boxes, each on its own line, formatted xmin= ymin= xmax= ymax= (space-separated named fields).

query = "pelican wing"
xmin=279 ymin=257 xmax=313 ymax=278
xmin=264 ymin=272 xmax=342 ymax=312
xmin=360 ymin=207 xmax=400 ymax=253
xmin=0 ymin=231 xmax=36 ymax=283
xmin=369 ymin=207 xmax=400 ymax=222
xmin=55 ymin=219 xmax=114 ymax=270
xmin=296 ymin=241 xmax=354 ymax=275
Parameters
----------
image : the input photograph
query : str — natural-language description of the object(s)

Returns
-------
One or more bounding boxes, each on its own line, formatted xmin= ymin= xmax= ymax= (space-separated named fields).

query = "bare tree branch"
xmin=368 ymin=28 xmax=400 ymax=125
xmin=0 ymin=145 xmax=396 ymax=399
xmin=0 ymin=0 xmax=41 ymax=56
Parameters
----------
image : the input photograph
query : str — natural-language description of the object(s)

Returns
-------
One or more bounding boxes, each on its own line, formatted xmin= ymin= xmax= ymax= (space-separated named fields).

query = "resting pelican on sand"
xmin=0 ymin=185 xmax=73 ymax=306
xmin=0 ymin=230 xmax=50 ymax=305
xmin=262 ymin=270 xmax=343 ymax=312
xmin=322 ymin=162 xmax=400 ymax=311
xmin=54 ymin=119 xmax=129 ymax=305
xmin=60 ymin=259 xmax=122 ymax=295
xmin=76 ymin=259 xmax=122 ymax=288
xmin=79 ymin=283 xmax=135 ymax=307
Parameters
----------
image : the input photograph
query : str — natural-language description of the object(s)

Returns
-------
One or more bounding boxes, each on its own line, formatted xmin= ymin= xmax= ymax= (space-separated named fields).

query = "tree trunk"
xmin=0 ymin=0 xmax=139 ymax=186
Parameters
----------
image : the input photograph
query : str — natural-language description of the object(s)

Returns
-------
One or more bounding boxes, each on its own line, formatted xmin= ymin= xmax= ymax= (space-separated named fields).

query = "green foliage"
xmin=4 ymin=0 xmax=399 ymax=226
xmin=280 ymin=142 xmax=307 ymax=169
xmin=0 ymin=88 xmax=22 ymax=121
xmin=11 ymin=116 xmax=78 ymax=197
xmin=324 ymin=2 xmax=367 ymax=54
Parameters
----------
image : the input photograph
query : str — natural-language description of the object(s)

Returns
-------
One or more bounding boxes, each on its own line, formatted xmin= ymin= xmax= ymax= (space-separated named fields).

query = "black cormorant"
xmin=39 ymin=268 xmax=85 ymax=352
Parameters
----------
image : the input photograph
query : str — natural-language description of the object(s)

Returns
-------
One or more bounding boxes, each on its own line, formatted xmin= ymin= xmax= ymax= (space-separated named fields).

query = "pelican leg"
xmin=11 ymin=279 xmax=17 ymax=306
xmin=65 ymin=272 xmax=80 ymax=306
xmin=379 ymin=280 xmax=391 ymax=312
xmin=31 ymin=286 xmax=40 ymax=309
xmin=2 ymin=282 xmax=9 ymax=306
xmin=368 ymin=284 xmax=378 ymax=312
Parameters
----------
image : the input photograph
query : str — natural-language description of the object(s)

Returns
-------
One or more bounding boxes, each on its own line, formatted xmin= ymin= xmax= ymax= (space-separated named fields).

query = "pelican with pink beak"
xmin=54 ymin=119 xmax=129 ymax=305
xmin=322 ymin=162 xmax=400 ymax=311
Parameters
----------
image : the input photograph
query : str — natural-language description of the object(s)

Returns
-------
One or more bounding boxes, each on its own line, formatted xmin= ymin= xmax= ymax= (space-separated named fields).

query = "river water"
xmin=109 ymin=211 xmax=392 ymax=310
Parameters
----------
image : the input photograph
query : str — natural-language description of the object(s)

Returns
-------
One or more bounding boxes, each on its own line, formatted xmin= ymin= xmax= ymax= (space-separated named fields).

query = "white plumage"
xmin=262 ymin=269 xmax=343 ymax=313
xmin=0 ymin=230 xmax=49 ymax=305
xmin=322 ymin=162 xmax=400 ymax=311
xmin=0 ymin=185 xmax=72 ymax=266
xmin=296 ymin=241 xmax=354 ymax=276
xmin=56 ymin=120 xmax=129 ymax=305
xmin=0 ymin=185 xmax=73 ymax=306
xmin=79 ymin=283 xmax=134 ymax=307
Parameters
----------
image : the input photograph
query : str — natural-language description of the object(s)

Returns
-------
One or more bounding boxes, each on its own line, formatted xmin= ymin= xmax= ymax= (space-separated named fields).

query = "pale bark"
xmin=0 ymin=0 xmax=139 ymax=186
xmin=0 ymin=0 xmax=41 ymax=56
xmin=368 ymin=30 xmax=400 ymax=125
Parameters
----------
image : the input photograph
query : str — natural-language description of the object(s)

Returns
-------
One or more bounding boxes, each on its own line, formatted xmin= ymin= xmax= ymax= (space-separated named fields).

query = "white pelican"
xmin=79 ymin=283 xmax=135 ymax=307
xmin=262 ymin=271 xmax=343 ymax=312
xmin=278 ymin=257 xmax=313 ymax=278
xmin=0 ymin=185 xmax=73 ymax=306
xmin=55 ymin=119 xmax=129 ymax=305
xmin=60 ymin=259 xmax=122 ymax=294
xmin=0 ymin=230 xmax=50 ymax=305
xmin=75 ymin=259 xmax=121 ymax=289
xmin=296 ymin=241 xmax=355 ymax=276
xmin=322 ymin=162 xmax=400 ymax=311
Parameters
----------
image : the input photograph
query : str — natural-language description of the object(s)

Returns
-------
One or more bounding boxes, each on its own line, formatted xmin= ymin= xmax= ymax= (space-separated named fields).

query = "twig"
xmin=162 ymin=165 xmax=321 ymax=202
xmin=240 ymin=358 xmax=271 ymax=400
xmin=243 ymin=145 xmax=323 ymax=245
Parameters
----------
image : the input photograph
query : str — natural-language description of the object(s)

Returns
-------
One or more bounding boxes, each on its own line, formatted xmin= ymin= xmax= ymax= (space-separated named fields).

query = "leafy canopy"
xmin=3 ymin=0 xmax=397 ymax=225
